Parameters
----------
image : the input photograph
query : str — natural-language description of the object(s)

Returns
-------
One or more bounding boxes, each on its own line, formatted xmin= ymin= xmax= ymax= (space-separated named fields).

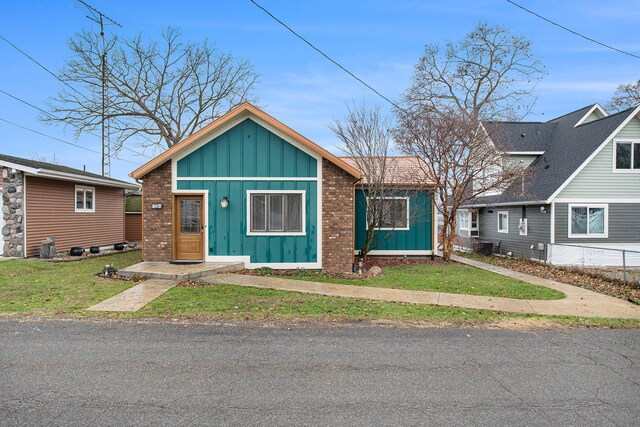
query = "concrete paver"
xmin=87 ymin=279 xmax=177 ymax=312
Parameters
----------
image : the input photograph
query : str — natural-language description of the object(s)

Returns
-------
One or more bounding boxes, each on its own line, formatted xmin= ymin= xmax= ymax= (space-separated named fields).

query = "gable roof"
xmin=130 ymin=103 xmax=362 ymax=179
xmin=0 ymin=154 xmax=139 ymax=189
xmin=464 ymin=104 xmax=640 ymax=207
xmin=339 ymin=156 xmax=435 ymax=186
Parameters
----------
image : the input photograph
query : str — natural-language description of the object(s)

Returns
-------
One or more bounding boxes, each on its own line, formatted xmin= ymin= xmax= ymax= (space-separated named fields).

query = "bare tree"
xmin=330 ymin=103 xmax=423 ymax=261
xmin=395 ymin=23 xmax=542 ymax=261
xmin=608 ymin=79 xmax=640 ymax=111
xmin=395 ymin=107 xmax=527 ymax=260
xmin=405 ymin=22 xmax=545 ymax=121
xmin=30 ymin=153 xmax=61 ymax=165
xmin=43 ymin=27 xmax=259 ymax=152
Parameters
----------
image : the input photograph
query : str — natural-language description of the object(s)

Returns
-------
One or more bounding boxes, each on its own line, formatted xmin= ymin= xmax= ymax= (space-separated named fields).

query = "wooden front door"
xmin=174 ymin=195 xmax=205 ymax=261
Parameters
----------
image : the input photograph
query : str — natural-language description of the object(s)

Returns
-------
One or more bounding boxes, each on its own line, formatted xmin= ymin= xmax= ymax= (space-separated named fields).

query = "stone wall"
xmin=141 ymin=161 xmax=173 ymax=261
xmin=2 ymin=167 xmax=24 ymax=257
xmin=322 ymin=159 xmax=355 ymax=272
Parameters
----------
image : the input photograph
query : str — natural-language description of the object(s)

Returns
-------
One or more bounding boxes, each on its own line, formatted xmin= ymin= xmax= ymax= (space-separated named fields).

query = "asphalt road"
xmin=1 ymin=320 xmax=639 ymax=426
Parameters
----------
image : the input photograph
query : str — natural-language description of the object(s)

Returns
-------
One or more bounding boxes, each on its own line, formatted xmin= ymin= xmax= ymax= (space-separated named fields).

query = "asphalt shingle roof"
xmin=465 ymin=104 xmax=639 ymax=206
xmin=339 ymin=156 xmax=435 ymax=186
xmin=0 ymin=153 xmax=137 ymax=187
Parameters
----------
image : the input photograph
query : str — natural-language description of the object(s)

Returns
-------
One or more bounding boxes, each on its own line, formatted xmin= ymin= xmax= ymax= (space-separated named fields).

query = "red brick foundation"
xmin=141 ymin=161 xmax=173 ymax=261
xmin=322 ymin=159 xmax=355 ymax=272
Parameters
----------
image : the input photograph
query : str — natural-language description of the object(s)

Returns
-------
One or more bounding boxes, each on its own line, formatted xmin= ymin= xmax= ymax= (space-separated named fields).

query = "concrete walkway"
xmin=87 ymin=279 xmax=177 ymax=312
xmin=202 ymin=264 xmax=640 ymax=319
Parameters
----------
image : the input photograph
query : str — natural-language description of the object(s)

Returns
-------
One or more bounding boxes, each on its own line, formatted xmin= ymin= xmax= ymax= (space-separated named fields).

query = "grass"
xmin=0 ymin=251 xmax=141 ymax=315
xmin=270 ymin=263 xmax=565 ymax=300
xmin=0 ymin=251 xmax=637 ymax=328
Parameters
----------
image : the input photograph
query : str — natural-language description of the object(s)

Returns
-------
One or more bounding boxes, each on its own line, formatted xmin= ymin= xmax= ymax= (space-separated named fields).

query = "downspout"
xmin=135 ymin=178 xmax=144 ymax=260
xmin=352 ymin=177 xmax=364 ymax=270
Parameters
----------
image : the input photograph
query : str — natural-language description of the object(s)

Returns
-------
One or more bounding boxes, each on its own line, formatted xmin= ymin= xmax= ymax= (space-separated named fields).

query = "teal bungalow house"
xmin=131 ymin=103 xmax=436 ymax=272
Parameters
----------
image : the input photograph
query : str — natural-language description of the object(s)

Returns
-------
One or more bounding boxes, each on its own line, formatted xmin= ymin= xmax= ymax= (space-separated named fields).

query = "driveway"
xmin=1 ymin=320 xmax=639 ymax=426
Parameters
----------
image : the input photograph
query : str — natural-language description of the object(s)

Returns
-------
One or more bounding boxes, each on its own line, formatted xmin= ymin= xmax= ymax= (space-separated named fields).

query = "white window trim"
xmin=497 ymin=211 xmax=509 ymax=233
xmin=365 ymin=196 xmax=410 ymax=231
xmin=458 ymin=209 xmax=470 ymax=230
xmin=458 ymin=209 xmax=479 ymax=232
xmin=246 ymin=190 xmax=306 ymax=236
xmin=568 ymin=203 xmax=608 ymax=238
xmin=75 ymin=185 xmax=95 ymax=213
xmin=613 ymin=139 xmax=640 ymax=173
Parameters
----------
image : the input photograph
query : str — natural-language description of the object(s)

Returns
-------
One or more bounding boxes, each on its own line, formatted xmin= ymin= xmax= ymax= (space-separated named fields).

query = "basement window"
xmin=247 ymin=191 xmax=305 ymax=235
xmin=75 ymin=186 xmax=95 ymax=213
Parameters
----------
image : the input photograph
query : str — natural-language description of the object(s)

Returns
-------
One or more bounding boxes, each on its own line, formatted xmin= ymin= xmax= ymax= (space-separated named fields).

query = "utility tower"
xmin=76 ymin=0 xmax=122 ymax=176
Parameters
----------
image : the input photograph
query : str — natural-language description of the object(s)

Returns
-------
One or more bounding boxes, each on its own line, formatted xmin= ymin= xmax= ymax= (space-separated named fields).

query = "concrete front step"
xmin=119 ymin=261 xmax=244 ymax=281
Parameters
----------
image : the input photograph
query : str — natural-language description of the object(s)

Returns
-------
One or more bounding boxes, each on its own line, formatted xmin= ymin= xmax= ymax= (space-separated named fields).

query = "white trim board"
xmin=574 ymin=103 xmax=608 ymax=127
xmin=177 ymin=176 xmax=318 ymax=181
xmin=206 ymin=255 xmax=321 ymax=270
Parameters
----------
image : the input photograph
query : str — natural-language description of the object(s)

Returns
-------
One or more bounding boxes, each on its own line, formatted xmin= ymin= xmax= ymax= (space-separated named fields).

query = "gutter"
xmin=460 ymin=200 xmax=549 ymax=208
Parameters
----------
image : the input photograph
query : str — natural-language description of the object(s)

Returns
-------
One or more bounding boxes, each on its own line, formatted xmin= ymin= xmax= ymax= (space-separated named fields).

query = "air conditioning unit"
xmin=518 ymin=218 xmax=528 ymax=236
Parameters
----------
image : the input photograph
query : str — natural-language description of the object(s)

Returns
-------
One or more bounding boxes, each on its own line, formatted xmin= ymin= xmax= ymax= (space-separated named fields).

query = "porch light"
xmin=220 ymin=196 xmax=229 ymax=208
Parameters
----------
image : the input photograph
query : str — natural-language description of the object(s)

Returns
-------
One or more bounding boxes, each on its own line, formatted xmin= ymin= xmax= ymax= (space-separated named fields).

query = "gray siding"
xmin=554 ymin=203 xmax=640 ymax=244
xmin=476 ymin=204 xmax=551 ymax=259
xmin=558 ymin=116 xmax=640 ymax=199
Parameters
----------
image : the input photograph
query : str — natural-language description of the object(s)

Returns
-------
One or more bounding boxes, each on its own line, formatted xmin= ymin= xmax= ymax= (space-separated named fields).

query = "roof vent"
xmin=521 ymin=133 xmax=526 ymax=137
xmin=544 ymin=164 xmax=550 ymax=169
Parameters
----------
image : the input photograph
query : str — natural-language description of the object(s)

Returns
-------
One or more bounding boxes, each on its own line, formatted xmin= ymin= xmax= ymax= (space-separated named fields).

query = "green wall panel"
xmin=177 ymin=178 xmax=318 ymax=264
xmin=177 ymin=118 xmax=317 ymax=178
xmin=354 ymin=189 xmax=433 ymax=251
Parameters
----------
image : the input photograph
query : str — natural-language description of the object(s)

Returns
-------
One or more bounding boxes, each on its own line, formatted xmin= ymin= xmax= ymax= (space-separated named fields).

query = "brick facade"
xmin=322 ymin=158 xmax=355 ymax=272
xmin=142 ymin=161 xmax=173 ymax=261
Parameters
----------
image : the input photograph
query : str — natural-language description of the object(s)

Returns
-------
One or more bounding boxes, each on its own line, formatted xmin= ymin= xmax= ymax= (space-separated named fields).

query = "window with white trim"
xmin=369 ymin=197 xmax=409 ymax=230
xmin=569 ymin=204 xmax=607 ymax=237
xmin=615 ymin=140 xmax=640 ymax=171
xmin=497 ymin=211 xmax=509 ymax=233
xmin=248 ymin=192 xmax=304 ymax=235
xmin=458 ymin=210 xmax=470 ymax=230
xmin=75 ymin=186 xmax=95 ymax=212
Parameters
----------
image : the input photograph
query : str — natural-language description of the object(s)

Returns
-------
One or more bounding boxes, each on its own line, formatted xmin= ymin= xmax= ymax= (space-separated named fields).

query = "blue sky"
xmin=0 ymin=0 xmax=638 ymax=182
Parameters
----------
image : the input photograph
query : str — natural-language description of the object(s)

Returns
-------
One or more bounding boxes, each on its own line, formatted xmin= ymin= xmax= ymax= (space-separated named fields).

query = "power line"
xmin=248 ymin=0 xmax=403 ymax=110
xmin=0 ymin=88 xmax=153 ymax=159
xmin=0 ymin=35 xmax=89 ymax=100
xmin=0 ymin=34 xmax=159 ymax=159
xmin=506 ymin=0 xmax=640 ymax=60
xmin=0 ymin=116 xmax=142 ymax=166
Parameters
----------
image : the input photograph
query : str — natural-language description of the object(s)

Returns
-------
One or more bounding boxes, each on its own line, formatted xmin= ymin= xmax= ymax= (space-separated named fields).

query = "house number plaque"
xmin=151 ymin=202 xmax=163 ymax=210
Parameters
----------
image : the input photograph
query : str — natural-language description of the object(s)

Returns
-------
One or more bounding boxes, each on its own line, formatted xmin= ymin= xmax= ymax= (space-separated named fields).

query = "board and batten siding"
xmin=354 ymin=189 xmax=433 ymax=253
xmin=25 ymin=176 xmax=125 ymax=256
xmin=476 ymin=204 xmax=551 ymax=259
xmin=554 ymin=203 xmax=640 ymax=244
xmin=177 ymin=118 xmax=316 ymax=178
xmin=557 ymin=116 xmax=640 ymax=199
xmin=176 ymin=118 xmax=320 ymax=265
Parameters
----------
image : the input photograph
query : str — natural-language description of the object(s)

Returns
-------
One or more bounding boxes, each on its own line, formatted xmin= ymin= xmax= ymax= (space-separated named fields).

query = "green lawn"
xmin=271 ymin=263 xmax=565 ymax=300
xmin=0 ymin=251 xmax=140 ymax=315
xmin=0 ymin=252 xmax=637 ymax=328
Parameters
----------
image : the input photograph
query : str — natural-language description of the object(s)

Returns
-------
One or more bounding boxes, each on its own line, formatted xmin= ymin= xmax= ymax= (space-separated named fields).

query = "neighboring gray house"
xmin=456 ymin=103 xmax=640 ymax=266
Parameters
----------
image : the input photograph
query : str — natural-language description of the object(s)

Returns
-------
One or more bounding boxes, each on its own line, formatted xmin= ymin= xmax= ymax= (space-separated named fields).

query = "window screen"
xmin=250 ymin=193 xmax=303 ymax=233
